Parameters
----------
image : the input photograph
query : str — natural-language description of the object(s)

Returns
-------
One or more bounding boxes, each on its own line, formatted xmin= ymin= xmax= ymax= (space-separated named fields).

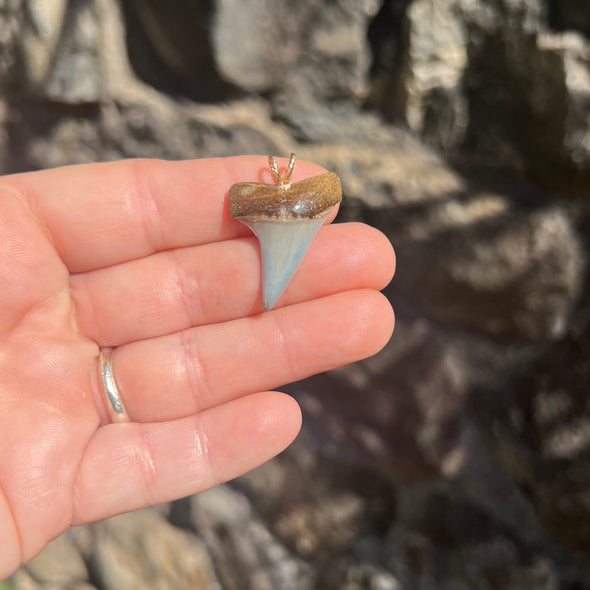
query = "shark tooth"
xmin=229 ymin=154 xmax=342 ymax=311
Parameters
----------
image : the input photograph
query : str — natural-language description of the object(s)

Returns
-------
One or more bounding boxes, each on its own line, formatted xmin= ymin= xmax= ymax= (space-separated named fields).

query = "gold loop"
xmin=286 ymin=152 xmax=296 ymax=183
xmin=268 ymin=155 xmax=281 ymax=184
xmin=268 ymin=153 xmax=296 ymax=189
xmin=98 ymin=348 xmax=130 ymax=423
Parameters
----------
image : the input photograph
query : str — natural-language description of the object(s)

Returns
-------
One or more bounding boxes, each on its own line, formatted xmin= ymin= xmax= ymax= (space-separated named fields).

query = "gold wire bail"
xmin=269 ymin=153 xmax=296 ymax=189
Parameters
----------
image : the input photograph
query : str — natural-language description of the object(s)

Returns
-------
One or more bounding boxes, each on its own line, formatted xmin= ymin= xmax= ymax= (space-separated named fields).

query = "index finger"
xmin=4 ymin=156 xmax=330 ymax=272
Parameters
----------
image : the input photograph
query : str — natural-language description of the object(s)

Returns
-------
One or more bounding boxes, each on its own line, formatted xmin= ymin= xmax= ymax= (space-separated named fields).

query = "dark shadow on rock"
xmin=365 ymin=0 xmax=414 ymax=121
xmin=122 ymin=0 xmax=243 ymax=102
xmin=5 ymin=96 xmax=101 ymax=172
xmin=469 ymin=319 xmax=590 ymax=562
xmin=547 ymin=0 xmax=590 ymax=38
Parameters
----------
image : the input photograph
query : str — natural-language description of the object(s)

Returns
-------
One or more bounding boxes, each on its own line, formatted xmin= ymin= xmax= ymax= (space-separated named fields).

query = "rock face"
xmin=2 ymin=0 xmax=590 ymax=589
xmin=370 ymin=0 xmax=590 ymax=183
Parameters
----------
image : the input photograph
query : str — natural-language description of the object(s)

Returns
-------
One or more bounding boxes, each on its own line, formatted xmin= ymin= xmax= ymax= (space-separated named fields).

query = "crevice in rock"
xmin=365 ymin=0 xmax=414 ymax=121
xmin=84 ymin=554 xmax=107 ymax=590
xmin=120 ymin=0 xmax=243 ymax=102
xmin=546 ymin=0 xmax=590 ymax=38
xmin=367 ymin=0 xmax=412 ymax=79
xmin=460 ymin=23 xmax=570 ymax=180
xmin=168 ymin=497 xmax=194 ymax=532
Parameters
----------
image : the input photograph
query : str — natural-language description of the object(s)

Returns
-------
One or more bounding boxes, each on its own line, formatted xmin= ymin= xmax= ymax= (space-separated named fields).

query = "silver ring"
xmin=98 ymin=348 xmax=129 ymax=423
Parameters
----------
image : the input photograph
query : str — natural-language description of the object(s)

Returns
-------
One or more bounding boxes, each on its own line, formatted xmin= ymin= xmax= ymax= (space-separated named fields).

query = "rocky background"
xmin=2 ymin=0 xmax=590 ymax=588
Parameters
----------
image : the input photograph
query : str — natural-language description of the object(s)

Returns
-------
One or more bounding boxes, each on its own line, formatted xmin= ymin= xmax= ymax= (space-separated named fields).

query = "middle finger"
xmin=71 ymin=222 xmax=395 ymax=346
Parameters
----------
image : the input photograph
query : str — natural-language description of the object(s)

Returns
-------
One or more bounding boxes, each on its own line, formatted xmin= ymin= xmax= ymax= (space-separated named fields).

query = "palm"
xmin=0 ymin=157 xmax=394 ymax=577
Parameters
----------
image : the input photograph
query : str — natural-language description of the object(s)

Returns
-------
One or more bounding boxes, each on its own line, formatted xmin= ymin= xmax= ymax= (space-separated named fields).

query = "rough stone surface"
xmin=181 ymin=485 xmax=313 ymax=590
xmin=18 ymin=0 xmax=68 ymax=93
xmin=369 ymin=0 xmax=590 ymax=182
xmin=3 ymin=0 xmax=590 ymax=589
xmin=0 ymin=0 xmax=22 ymax=86
xmin=72 ymin=508 xmax=221 ymax=590
xmin=124 ymin=0 xmax=381 ymax=105
xmin=471 ymin=324 xmax=590 ymax=555
xmin=23 ymin=532 xmax=88 ymax=586
xmin=403 ymin=0 xmax=469 ymax=149
xmin=396 ymin=205 xmax=585 ymax=340
xmin=43 ymin=0 xmax=102 ymax=103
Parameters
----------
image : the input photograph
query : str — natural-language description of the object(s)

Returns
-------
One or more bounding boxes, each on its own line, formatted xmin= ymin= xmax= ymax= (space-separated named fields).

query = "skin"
xmin=0 ymin=156 xmax=395 ymax=577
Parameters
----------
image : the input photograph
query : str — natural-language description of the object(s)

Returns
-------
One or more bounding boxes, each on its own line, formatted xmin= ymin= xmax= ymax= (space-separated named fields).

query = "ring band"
xmin=98 ymin=348 xmax=129 ymax=423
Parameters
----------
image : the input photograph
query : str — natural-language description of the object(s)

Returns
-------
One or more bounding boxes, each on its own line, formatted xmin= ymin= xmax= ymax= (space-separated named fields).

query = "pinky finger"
xmin=72 ymin=392 xmax=301 ymax=524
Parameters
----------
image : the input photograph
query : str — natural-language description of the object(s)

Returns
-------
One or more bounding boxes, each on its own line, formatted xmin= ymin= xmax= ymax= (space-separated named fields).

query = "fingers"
xmin=73 ymin=391 xmax=301 ymax=524
xmin=105 ymin=290 xmax=394 ymax=423
xmin=70 ymin=223 xmax=396 ymax=346
xmin=5 ymin=157 xmax=329 ymax=273
xmin=0 ymin=183 xmax=69 ymax=339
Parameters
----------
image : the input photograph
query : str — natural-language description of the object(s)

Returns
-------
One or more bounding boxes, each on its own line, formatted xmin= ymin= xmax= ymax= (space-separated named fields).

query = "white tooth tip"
xmin=249 ymin=217 xmax=328 ymax=311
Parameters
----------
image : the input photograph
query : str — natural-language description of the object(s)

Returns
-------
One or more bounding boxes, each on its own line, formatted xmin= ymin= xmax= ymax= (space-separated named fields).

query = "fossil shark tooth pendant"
xmin=229 ymin=153 xmax=342 ymax=311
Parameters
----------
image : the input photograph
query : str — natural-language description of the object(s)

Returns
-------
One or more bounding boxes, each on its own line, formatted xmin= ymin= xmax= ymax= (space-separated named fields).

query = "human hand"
xmin=0 ymin=156 xmax=395 ymax=577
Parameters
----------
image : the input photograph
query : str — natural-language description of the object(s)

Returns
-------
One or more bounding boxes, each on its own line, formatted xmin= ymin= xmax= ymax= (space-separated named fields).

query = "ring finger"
xmin=97 ymin=289 xmax=394 ymax=423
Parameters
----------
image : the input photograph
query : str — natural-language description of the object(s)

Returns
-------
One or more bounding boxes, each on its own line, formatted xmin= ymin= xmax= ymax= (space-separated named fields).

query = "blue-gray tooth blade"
xmin=247 ymin=216 xmax=329 ymax=311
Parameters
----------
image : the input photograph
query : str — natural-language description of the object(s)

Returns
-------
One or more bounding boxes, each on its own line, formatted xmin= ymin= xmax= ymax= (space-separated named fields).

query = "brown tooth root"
xmin=229 ymin=172 xmax=342 ymax=221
